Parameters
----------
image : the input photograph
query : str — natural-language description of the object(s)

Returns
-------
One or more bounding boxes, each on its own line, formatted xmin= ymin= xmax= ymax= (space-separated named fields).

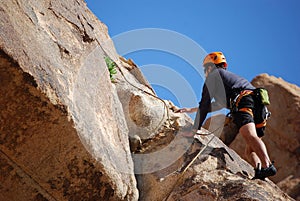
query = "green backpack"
xmin=255 ymin=88 xmax=270 ymax=105
xmin=253 ymin=88 xmax=271 ymax=137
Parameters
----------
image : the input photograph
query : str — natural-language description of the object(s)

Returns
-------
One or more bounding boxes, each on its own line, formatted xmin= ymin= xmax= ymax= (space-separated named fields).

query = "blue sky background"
xmin=85 ymin=0 xmax=300 ymax=111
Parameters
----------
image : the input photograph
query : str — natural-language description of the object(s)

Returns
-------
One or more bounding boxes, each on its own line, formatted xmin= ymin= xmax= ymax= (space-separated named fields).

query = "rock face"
xmin=251 ymin=74 xmax=300 ymax=183
xmin=114 ymin=58 xmax=168 ymax=140
xmin=135 ymin=73 xmax=299 ymax=200
xmin=246 ymin=74 xmax=300 ymax=200
xmin=0 ymin=1 xmax=296 ymax=201
xmin=136 ymin=128 xmax=293 ymax=201
xmin=0 ymin=0 xmax=138 ymax=200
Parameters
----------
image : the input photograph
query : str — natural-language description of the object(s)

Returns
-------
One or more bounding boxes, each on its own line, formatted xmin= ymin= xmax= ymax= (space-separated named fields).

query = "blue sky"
xmin=85 ymin=0 xmax=300 ymax=110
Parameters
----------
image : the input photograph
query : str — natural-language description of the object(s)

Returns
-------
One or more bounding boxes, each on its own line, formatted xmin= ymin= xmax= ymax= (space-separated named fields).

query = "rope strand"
xmin=96 ymin=41 xmax=172 ymax=133
xmin=163 ymin=124 xmax=226 ymax=200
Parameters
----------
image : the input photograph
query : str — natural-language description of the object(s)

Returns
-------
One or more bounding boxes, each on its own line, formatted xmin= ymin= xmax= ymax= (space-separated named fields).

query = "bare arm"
xmin=176 ymin=107 xmax=198 ymax=113
xmin=211 ymin=101 xmax=225 ymax=111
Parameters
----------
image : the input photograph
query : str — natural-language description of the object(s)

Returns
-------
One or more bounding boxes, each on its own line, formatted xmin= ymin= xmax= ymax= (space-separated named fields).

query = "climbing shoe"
xmin=252 ymin=163 xmax=277 ymax=180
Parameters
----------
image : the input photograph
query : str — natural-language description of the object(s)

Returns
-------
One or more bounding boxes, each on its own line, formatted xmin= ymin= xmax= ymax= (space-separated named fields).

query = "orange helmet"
xmin=203 ymin=52 xmax=227 ymax=68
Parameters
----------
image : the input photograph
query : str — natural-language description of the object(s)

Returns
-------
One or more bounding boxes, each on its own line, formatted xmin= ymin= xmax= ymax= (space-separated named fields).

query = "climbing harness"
xmin=230 ymin=88 xmax=271 ymax=136
xmin=230 ymin=89 xmax=254 ymax=114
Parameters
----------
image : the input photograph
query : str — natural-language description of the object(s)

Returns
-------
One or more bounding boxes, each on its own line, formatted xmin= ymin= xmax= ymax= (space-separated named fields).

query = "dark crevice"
xmin=48 ymin=3 xmax=94 ymax=44
xmin=77 ymin=14 xmax=94 ymax=43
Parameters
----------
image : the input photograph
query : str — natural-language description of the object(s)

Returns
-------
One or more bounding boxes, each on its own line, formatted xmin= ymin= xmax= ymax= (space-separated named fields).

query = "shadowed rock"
xmin=0 ymin=0 xmax=138 ymax=200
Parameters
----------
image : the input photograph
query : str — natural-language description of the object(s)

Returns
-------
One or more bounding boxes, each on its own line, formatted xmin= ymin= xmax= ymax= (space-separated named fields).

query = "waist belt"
xmin=234 ymin=90 xmax=254 ymax=108
xmin=230 ymin=89 xmax=254 ymax=116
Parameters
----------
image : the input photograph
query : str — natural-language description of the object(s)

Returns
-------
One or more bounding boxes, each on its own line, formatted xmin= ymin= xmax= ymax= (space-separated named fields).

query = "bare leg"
xmin=240 ymin=122 xmax=271 ymax=168
xmin=245 ymin=144 xmax=261 ymax=167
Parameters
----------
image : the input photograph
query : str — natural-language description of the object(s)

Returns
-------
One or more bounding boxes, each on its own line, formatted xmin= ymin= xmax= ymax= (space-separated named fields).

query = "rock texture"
xmin=0 ymin=0 xmax=138 ymax=200
xmin=247 ymin=74 xmax=299 ymax=200
xmin=0 ymin=0 xmax=296 ymax=201
xmin=136 ymin=127 xmax=293 ymax=201
xmin=135 ymin=73 xmax=299 ymax=201
xmin=114 ymin=58 xmax=168 ymax=140
xmin=251 ymin=74 xmax=300 ymax=183
xmin=0 ymin=51 xmax=134 ymax=201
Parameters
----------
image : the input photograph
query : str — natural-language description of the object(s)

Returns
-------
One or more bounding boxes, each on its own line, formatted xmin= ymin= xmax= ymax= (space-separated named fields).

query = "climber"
xmin=176 ymin=52 xmax=277 ymax=180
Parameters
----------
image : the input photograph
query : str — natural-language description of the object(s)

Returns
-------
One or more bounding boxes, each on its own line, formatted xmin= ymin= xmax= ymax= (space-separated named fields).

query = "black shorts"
xmin=232 ymin=94 xmax=266 ymax=137
xmin=232 ymin=95 xmax=255 ymax=129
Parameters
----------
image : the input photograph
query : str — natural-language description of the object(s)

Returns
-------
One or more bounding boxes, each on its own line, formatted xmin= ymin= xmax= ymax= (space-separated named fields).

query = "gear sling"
xmin=230 ymin=88 xmax=271 ymax=137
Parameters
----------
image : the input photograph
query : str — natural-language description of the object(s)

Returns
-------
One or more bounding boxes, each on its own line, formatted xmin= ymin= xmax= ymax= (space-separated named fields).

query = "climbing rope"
xmin=96 ymin=41 xmax=172 ymax=133
xmin=115 ymin=61 xmax=172 ymax=129
xmin=95 ymin=41 xmax=230 ymax=200
xmin=164 ymin=125 xmax=224 ymax=201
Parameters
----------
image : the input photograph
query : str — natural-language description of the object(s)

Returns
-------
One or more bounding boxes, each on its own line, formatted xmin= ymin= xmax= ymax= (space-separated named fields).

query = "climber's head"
xmin=203 ymin=52 xmax=227 ymax=77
